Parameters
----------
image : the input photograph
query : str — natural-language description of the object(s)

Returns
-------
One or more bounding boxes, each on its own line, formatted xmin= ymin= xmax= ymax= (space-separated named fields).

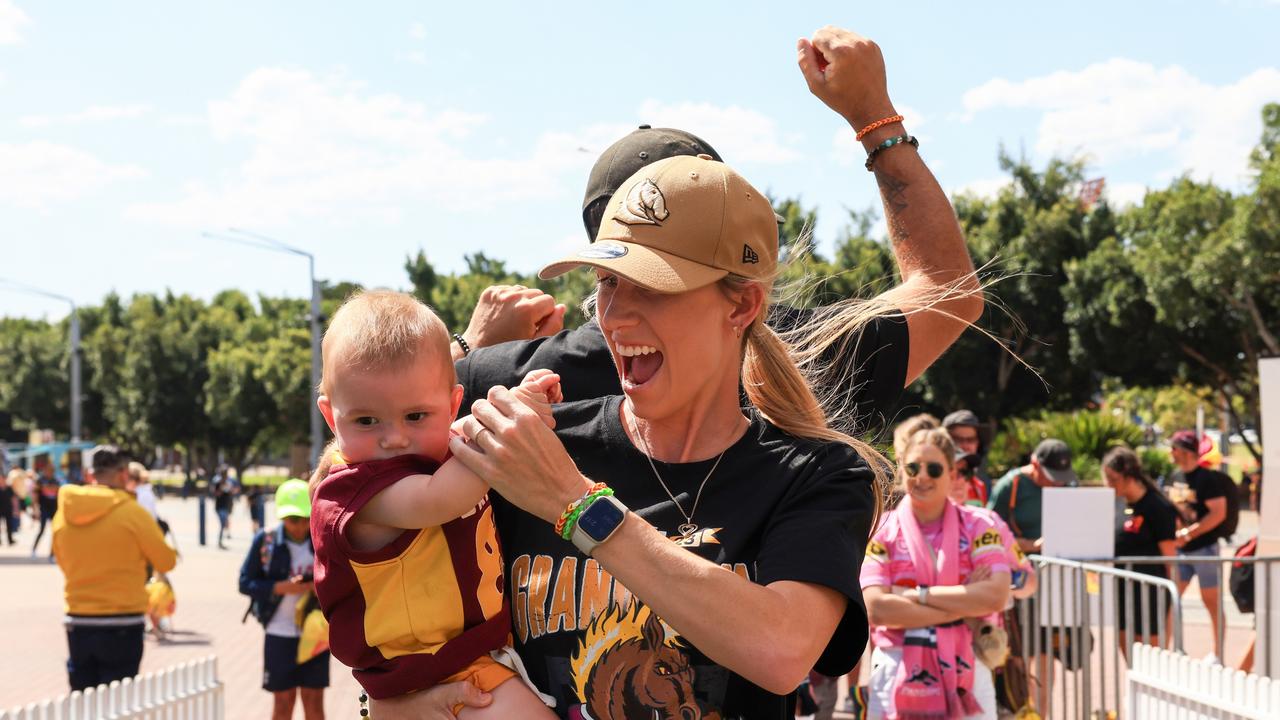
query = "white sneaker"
xmin=1201 ymin=653 xmax=1221 ymax=666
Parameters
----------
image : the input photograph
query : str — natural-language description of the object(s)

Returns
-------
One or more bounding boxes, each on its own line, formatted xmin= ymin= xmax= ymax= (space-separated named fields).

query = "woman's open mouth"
xmin=616 ymin=342 xmax=664 ymax=389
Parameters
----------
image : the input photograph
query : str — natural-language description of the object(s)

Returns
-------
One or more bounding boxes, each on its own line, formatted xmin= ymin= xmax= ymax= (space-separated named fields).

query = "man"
xmin=943 ymin=409 xmax=993 ymax=496
xmin=1169 ymin=430 xmax=1235 ymax=664
xmin=52 ymin=445 xmax=177 ymax=691
xmin=987 ymin=438 xmax=1078 ymax=705
xmin=987 ymin=438 xmax=1077 ymax=554
xmin=453 ymin=115 xmax=983 ymax=436
xmin=239 ymin=479 xmax=328 ymax=720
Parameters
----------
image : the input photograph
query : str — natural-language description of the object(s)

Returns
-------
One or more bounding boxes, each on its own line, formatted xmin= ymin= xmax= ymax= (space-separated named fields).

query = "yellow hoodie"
xmin=52 ymin=485 xmax=177 ymax=616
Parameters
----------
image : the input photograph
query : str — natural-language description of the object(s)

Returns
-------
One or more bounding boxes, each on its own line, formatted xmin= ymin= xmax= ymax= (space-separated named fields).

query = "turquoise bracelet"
xmin=865 ymin=134 xmax=919 ymax=171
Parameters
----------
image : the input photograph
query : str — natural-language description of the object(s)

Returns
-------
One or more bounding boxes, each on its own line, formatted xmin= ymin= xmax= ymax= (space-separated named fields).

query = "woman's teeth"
xmin=616 ymin=343 xmax=658 ymax=357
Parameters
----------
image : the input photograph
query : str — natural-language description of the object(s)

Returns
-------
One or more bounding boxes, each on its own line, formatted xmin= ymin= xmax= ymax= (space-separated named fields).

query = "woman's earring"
xmin=733 ymin=326 xmax=742 ymax=338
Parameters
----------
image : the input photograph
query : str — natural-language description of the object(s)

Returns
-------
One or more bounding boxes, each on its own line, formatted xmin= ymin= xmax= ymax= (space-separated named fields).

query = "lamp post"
xmin=201 ymin=229 xmax=325 ymax=468
xmin=0 ymin=279 xmax=81 ymax=443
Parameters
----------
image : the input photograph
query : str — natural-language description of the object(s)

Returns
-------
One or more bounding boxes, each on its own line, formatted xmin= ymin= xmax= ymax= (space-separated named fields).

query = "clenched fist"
xmin=797 ymin=26 xmax=898 ymax=133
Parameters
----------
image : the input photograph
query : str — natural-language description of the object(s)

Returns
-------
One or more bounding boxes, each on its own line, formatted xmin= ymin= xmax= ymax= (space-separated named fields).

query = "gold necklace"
xmin=628 ymin=411 xmax=730 ymax=540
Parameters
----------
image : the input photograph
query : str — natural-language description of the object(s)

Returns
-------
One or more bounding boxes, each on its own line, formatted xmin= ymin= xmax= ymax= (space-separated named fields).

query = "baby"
xmin=310 ymin=290 xmax=557 ymax=717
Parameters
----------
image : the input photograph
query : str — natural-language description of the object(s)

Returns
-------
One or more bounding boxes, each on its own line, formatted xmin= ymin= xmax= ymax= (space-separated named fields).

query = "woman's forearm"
xmin=920 ymin=574 xmax=1011 ymax=617
xmin=866 ymin=591 xmax=963 ymax=629
xmin=592 ymin=513 xmax=844 ymax=695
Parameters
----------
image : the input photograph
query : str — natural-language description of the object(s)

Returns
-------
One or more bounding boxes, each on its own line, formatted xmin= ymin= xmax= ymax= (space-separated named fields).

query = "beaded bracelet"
xmin=451 ymin=332 xmax=471 ymax=356
xmin=558 ymin=486 xmax=615 ymax=541
xmin=554 ymin=483 xmax=609 ymax=538
xmin=864 ymin=134 xmax=919 ymax=172
xmin=855 ymin=114 xmax=904 ymax=141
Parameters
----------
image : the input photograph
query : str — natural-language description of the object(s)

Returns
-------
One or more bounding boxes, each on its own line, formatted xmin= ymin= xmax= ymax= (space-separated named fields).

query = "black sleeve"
xmin=754 ymin=444 xmax=876 ymax=676
xmin=456 ymin=322 xmax=621 ymax=409
xmin=1198 ymin=472 xmax=1229 ymax=503
xmin=768 ymin=306 xmax=909 ymax=438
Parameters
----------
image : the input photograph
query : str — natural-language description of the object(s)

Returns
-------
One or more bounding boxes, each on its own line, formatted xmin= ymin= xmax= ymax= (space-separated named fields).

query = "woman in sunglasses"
xmin=861 ymin=428 xmax=1012 ymax=719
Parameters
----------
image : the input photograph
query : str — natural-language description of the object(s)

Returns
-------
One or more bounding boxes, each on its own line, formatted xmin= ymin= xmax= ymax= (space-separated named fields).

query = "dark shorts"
xmin=1116 ymin=578 xmax=1172 ymax=634
xmin=263 ymin=634 xmax=330 ymax=692
xmin=66 ymin=623 xmax=145 ymax=691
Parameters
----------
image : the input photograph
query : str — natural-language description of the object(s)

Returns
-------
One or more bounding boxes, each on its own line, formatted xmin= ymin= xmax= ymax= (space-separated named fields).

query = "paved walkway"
xmin=1 ymin=498 xmax=1263 ymax=717
xmin=0 ymin=496 xmax=361 ymax=718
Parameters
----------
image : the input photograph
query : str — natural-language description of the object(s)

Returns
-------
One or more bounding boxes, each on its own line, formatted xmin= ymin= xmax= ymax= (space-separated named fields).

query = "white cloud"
xmin=1105 ymin=181 xmax=1149 ymax=208
xmin=0 ymin=141 xmax=147 ymax=210
xmin=832 ymin=105 xmax=926 ymax=167
xmin=20 ymin=104 xmax=153 ymax=127
xmin=126 ymin=67 xmax=629 ymax=227
xmin=962 ymin=59 xmax=1280 ymax=186
xmin=0 ymin=0 xmax=29 ymax=45
xmin=636 ymin=100 xmax=800 ymax=164
xmin=949 ymin=177 xmax=1009 ymax=200
xmin=398 ymin=50 xmax=427 ymax=66
xmin=409 ymin=22 xmax=426 ymax=40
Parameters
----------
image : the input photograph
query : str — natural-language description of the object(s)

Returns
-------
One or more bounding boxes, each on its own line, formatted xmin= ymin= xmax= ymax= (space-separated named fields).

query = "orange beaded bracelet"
xmin=855 ymin=114 xmax=905 ymax=141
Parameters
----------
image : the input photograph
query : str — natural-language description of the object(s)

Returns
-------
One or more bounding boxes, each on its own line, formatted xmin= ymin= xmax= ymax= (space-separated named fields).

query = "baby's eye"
xmin=405 ymin=412 xmax=429 ymax=423
xmin=354 ymin=416 xmax=378 ymax=427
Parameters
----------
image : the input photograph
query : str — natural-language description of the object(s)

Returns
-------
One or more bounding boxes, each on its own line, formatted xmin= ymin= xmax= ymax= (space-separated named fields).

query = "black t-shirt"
xmin=457 ymin=307 xmax=909 ymax=438
xmin=1115 ymin=489 xmax=1178 ymax=577
xmin=491 ymin=396 xmax=876 ymax=720
xmin=1173 ymin=467 xmax=1235 ymax=552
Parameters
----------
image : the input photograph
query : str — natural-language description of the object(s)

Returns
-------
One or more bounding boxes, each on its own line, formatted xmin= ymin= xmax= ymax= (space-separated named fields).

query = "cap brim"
xmin=276 ymin=504 xmax=309 ymax=519
xmin=1042 ymin=466 xmax=1078 ymax=486
xmin=539 ymin=241 xmax=727 ymax=294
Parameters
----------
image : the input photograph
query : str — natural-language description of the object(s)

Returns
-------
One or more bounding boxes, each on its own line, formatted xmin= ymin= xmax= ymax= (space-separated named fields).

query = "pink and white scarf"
xmin=893 ymin=499 xmax=983 ymax=720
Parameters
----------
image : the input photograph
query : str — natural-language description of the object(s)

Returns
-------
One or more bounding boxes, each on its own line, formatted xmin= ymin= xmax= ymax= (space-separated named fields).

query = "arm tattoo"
xmin=875 ymin=167 xmax=910 ymax=243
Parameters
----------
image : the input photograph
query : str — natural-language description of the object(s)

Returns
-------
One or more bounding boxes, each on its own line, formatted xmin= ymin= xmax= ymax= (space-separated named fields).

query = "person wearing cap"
xmin=239 ymin=479 xmax=329 ymax=720
xmin=1168 ymin=429 xmax=1234 ymax=664
xmin=452 ymin=34 xmax=984 ymax=441
xmin=986 ymin=438 xmax=1077 ymax=554
xmin=944 ymin=410 xmax=993 ymax=496
xmin=51 ymin=445 xmax=178 ymax=691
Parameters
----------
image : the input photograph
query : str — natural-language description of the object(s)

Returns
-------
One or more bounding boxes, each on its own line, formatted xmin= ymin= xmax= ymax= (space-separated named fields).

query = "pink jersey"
xmin=860 ymin=501 xmax=1012 ymax=649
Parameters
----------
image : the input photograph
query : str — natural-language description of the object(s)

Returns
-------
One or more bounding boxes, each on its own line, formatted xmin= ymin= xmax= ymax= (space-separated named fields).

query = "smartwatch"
xmin=570 ymin=495 xmax=629 ymax=555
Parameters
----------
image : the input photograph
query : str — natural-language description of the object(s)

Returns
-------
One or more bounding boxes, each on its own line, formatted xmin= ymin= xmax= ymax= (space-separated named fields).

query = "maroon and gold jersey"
xmin=310 ymin=453 xmax=509 ymax=699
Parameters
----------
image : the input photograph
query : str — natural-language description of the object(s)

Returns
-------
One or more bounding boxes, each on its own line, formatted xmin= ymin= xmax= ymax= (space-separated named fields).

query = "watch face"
xmin=579 ymin=499 xmax=625 ymax=542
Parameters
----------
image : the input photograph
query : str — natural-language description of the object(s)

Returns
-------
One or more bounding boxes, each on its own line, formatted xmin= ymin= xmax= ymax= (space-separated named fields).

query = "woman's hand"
xmin=367 ymin=680 xmax=492 ymax=720
xmin=451 ymin=385 xmax=593 ymax=524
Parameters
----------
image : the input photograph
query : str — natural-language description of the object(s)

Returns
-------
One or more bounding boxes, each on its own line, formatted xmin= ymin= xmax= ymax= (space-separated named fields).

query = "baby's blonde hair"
xmin=320 ymin=290 xmax=452 ymax=396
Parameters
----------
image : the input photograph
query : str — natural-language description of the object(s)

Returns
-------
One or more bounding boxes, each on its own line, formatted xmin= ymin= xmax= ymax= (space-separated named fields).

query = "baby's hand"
xmin=511 ymin=369 xmax=562 ymax=429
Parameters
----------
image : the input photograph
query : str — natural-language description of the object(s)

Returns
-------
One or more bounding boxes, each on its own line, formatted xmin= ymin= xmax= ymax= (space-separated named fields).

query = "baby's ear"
xmin=450 ymin=384 xmax=464 ymax=420
xmin=317 ymin=395 xmax=337 ymax=433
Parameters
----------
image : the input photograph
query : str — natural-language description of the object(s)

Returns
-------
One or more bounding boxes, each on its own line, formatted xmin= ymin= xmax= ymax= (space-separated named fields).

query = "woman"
xmin=862 ymin=428 xmax=1011 ymax=719
xmin=371 ymin=27 xmax=979 ymax=720
xmin=1103 ymin=446 xmax=1178 ymax=656
xmin=31 ymin=467 xmax=59 ymax=557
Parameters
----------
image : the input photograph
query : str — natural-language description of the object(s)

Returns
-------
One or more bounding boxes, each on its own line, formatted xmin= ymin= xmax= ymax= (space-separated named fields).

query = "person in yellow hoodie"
xmin=53 ymin=445 xmax=177 ymax=691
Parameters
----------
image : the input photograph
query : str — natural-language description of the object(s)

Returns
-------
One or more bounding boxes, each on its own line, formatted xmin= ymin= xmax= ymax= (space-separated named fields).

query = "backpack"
xmin=1229 ymin=536 xmax=1258 ymax=614
xmin=1219 ymin=471 xmax=1241 ymax=540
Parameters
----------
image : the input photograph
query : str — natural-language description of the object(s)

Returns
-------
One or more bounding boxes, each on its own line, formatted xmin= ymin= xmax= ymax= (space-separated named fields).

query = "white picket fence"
xmin=1 ymin=656 xmax=223 ymax=720
xmin=1128 ymin=644 xmax=1280 ymax=719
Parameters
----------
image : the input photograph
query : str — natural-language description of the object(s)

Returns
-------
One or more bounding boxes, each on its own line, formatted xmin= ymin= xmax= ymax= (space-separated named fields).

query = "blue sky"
xmin=3 ymin=0 xmax=1279 ymax=320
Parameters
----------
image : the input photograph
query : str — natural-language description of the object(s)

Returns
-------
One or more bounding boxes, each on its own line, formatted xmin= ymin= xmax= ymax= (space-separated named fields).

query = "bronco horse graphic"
xmin=571 ymin=603 xmax=721 ymax=720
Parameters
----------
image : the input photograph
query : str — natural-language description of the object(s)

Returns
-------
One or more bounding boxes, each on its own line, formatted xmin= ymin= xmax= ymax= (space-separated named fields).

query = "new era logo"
xmin=742 ymin=244 xmax=759 ymax=264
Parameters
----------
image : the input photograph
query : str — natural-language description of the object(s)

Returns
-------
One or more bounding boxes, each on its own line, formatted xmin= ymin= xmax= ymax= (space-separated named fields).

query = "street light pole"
xmin=201 ymin=229 xmax=325 ymax=468
xmin=0 ymin=279 xmax=81 ymax=442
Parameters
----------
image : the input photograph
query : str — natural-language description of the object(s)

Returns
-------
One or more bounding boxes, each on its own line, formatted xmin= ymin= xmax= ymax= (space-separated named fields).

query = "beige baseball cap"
xmin=539 ymin=155 xmax=778 ymax=293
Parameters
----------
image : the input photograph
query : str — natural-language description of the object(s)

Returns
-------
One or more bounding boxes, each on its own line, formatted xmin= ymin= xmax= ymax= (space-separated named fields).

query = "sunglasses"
xmin=904 ymin=461 xmax=946 ymax=479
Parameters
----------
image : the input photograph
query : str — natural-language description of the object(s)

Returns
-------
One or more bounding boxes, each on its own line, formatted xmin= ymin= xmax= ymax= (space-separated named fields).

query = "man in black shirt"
xmin=452 ymin=120 xmax=982 ymax=436
xmin=1169 ymin=430 xmax=1235 ymax=663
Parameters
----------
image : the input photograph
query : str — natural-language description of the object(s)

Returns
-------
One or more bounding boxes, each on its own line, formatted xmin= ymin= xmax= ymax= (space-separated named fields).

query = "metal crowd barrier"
xmin=1107 ymin=554 xmax=1280 ymax=677
xmin=1012 ymin=554 xmax=1280 ymax=718
xmin=1017 ymin=556 xmax=1182 ymax=718
xmin=1 ymin=656 xmax=223 ymax=720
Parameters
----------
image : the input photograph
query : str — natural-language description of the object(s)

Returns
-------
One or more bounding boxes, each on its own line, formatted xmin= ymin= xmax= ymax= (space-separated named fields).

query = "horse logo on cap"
xmin=616 ymin=179 xmax=669 ymax=226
